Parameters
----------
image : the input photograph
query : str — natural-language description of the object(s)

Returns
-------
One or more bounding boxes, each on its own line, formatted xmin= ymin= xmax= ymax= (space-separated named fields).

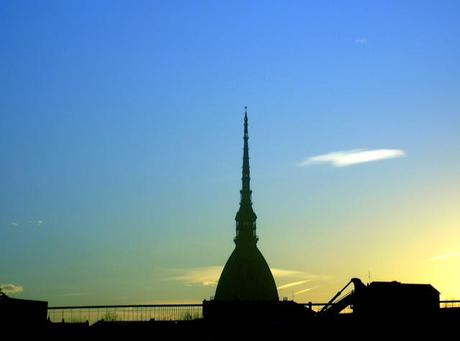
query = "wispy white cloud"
xmin=166 ymin=266 xmax=223 ymax=288
xmin=271 ymin=268 xmax=306 ymax=278
xmin=167 ymin=266 xmax=332 ymax=290
xmin=275 ymin=270 xmax=332 ymax=299
xmin=277 ymin=279 xmax=311 ymax=290
xmin=8 ymin=219 xmax=45 ymax=228
xmin=294 ymin=286 xmax=319 ymax=295
xmin=272 ymin=268 xmax=332 ymax=281
xmin=299 ymin=149 xmax=405 ymax=167
xmin=429 ymin=253 xmax=460 ymax=262
xmin=29 ymin=219 xmax=45 ymax=227
xmin=355 ymin=37 xmax=368 ymax=44
xmin=0 ymin=283 xmax=23 ymax=295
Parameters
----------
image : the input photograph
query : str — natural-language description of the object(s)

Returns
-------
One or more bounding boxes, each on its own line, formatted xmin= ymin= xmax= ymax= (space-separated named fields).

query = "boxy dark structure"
xmin=319 ymin=278 xmax=440 ymax=323
xmin=353 ymin=281 xmax=440 ymax=319
xmin=0 ymin=291 xmax=48 ymax=331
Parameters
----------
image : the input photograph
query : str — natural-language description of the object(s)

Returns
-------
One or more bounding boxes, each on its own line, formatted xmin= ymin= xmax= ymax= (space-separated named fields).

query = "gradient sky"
xmin=1 ymin=1 xmax=460 ymax=306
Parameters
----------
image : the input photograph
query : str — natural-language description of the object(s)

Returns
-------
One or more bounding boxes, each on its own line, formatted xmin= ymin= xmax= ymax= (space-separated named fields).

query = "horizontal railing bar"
xmin=299 ymin=301 xmax=460 ymax=305
xmin=47 ymin=300 xmax=460 ymax=310
xmin=298 ymin=301 xmax=460 ymax=305
xmin=48 ymin=304 xmax=203 ymax=310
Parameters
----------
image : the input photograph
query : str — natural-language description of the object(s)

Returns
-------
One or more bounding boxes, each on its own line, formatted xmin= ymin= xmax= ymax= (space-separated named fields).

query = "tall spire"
xmin=214 ymin=108 xmax=279 ymax=301
xmin=242 ymin=106 xmax=251 ymax=197
xmin=235 ymin=107 xmax=258 ymax=244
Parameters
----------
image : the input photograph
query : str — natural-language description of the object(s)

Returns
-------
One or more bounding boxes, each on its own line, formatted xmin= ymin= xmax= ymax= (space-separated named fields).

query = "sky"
xmin=1 ymin=1 xmax=460 ymax=306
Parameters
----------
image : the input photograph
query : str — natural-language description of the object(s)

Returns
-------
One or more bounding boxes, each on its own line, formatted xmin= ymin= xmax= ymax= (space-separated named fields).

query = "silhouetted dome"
xmin=215 ymin=243 xmax=279 ymax=301
xmin=215 ymin=110 xmax=278 ymax=302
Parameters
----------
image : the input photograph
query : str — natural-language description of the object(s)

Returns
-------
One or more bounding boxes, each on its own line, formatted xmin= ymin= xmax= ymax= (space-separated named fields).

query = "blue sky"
xmin=1 ymin=1 xmax=460 ymax=305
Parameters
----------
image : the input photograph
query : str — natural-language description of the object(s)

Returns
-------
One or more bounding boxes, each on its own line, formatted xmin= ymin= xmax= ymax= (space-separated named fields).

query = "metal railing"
xmin=440 ymin=300 xmax=460 ymax=308
xmin=47 ymin=300 xmax=460 ymax=325
xmin=47 ymin=304 xmax=203 ymax=325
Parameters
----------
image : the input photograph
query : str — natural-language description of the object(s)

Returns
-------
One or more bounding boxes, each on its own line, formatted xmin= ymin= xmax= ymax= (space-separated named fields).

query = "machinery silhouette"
xmin=319 ymin=278 xmax=439 ymax=319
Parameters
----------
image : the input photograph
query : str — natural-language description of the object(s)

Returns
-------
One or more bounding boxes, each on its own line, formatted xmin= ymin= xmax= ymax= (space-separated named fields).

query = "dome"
xmin=214 ymin=243 xmax=279 ymax=301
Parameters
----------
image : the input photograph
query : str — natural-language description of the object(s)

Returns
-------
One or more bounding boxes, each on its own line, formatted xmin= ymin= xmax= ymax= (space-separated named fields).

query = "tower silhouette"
xmin=214 ymin=108 xmax=279 ymax=301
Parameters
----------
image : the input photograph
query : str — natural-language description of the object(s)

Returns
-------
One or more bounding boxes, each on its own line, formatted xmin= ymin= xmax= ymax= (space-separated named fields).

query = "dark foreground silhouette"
xmin=2 ymin=278 xmax=460 ymax=340
xmin=3 ymin=112 xmax=458 ymax=339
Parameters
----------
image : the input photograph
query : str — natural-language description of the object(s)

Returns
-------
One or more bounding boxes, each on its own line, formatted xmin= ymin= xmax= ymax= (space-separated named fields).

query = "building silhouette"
xmin=214 ymin=108 xmax=278 ymax=301
xmin=2 ymin=109 xmax=460 ymax=340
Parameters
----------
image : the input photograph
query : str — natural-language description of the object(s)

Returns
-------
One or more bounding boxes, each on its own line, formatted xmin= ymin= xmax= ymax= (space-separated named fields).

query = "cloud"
xmin=166 ymin=266 xmax=223 ymax=288
xmin=8 ymin=219 xmax=45 ymax=228
xmin=0 ymin=284 xmax=23 ymax=295
xmin=429 ymin=253 xmax=460 ymax=262
xmin=355 ymin=37 xmax=368 ymax=44
xmin=274 ymin=270 xmax=332 ymax=298
xmin=167 ymin=266 xmax=332 ymax=290
xmin=30 ymin=219 xmax=44 ymax=227
xmin=277 ymin=279 xmax=311 ymax=290
xmin=299 ymin=149 xmax=405 ymax=167
xmin=271 ymin=268 xmax=306 ymax=278
xmin=294 ymin=286 xmax=319 ymax=295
